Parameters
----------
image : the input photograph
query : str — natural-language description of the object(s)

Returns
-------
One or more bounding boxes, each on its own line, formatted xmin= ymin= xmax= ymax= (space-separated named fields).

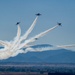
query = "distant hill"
xmin=0 ymin=44 xmax=75 ymax=63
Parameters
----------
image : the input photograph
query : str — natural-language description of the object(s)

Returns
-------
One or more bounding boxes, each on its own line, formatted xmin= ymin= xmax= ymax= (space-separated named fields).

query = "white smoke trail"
xmin=0 ymin=25 xmax=22 ymax=60
xmin=20 ymin=44 xmax=75 ymax=53
xmin=1 ymin=43 xmax=75 ymax=60
xmin=20 ymin=16 xmax=38 ymax=42
xmin=18 ymin=25 xmax=59 ymax=49
xmin=27 ymin=47 xmax=54 ymax=52
xmin=0 ymin=14 xmax=75 ymax=60
xmin=9 ymin=25 xmax=21 ymax=50
xmin=0 ymin=40 xmax=10 ymax=48
xmin=11 ymin=49 xmax=26 ymax=57
xmin=56 ymin=44 xmax=75 ymax=48
xmin=13 ymin=16 xmax=39 ymax=50
xmin=9 ymin=18 xmax=60 ymax=56
xmin=28 ymin=47 xmax=57 ymax=52
xmin=0 ymin=48 xmax=13 ymax=60
xmin=0 ymin=25 xmax=21 ymax=48
xmin=0 ymin=16 xmax=39 ymax=60
xmin=25 ymin=25 xmax=59 ymax=44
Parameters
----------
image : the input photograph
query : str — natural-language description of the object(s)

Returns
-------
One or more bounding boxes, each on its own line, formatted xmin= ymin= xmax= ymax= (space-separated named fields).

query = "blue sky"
xmin=0 ymin=0 xmax=75 ymax=50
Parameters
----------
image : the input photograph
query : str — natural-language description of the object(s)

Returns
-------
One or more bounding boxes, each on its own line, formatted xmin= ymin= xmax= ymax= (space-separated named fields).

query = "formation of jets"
xmin=0 ymin=13 xmax=75 ymax=60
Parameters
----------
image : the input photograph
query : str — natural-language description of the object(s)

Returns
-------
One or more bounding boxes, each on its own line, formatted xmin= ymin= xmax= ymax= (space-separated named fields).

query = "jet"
xmin=57 ymin=22 xmax=62 ymax=26
xmin=36 ymin=13 xmax=41 ymax=16
xmin=35 ymin=38 xmax=38 ymax=40
xmin=16 ymin=22 xmax=20 ymax=25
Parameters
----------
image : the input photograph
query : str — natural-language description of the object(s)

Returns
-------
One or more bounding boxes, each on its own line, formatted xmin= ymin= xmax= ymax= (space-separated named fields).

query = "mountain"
xmin=0 ymin=44 xmax=75 ymax=63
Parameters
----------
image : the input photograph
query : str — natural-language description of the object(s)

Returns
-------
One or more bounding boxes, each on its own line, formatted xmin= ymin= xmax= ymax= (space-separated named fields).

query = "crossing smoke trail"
xmin=0 ymin=16 xmax=39 ymax=59
xmin=0 ymin=23 xmax=21 ymax=60
xmin=20 ymin=44 xmax=75 ymax=53
xmin=18 ymin=25 xmax=59 ymax=49
xmin=13 ymin=16 xmax=39 ymax=50
xmin=20 ymin=16 xmax=38 ymax=41
xmin=13 ymin=44 xmax=75 ymax=57
xmin=0 ymin=25 xmax=21 ymax=49
xmin=7 ymin=24 xmax=60 ymax=58
xmin=0 ymin=43 xmax=75 ymax=60
xmin=0 ymin=13 xmax=75 ymax=60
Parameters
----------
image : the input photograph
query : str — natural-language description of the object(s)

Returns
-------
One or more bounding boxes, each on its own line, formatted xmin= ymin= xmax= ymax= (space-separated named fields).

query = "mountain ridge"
xmin=0 ymin=44 xmax=75 ymax=63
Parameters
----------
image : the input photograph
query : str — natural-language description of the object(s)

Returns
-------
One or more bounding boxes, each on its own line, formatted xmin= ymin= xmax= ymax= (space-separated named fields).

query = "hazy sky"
xmin=0 ymin=0 xmax=75 ymax=50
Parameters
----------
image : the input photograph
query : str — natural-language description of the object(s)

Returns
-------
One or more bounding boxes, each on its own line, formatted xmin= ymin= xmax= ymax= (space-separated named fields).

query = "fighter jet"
xmin=57 ymin=22 xmax=62 ymax=26
xmin=16 ymin=22 xmax=20 ymax=25
xmin=35 ymin=38 xmax=38 ymax=40
xmin=36 ymin=13 xmax=41 ymax=16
